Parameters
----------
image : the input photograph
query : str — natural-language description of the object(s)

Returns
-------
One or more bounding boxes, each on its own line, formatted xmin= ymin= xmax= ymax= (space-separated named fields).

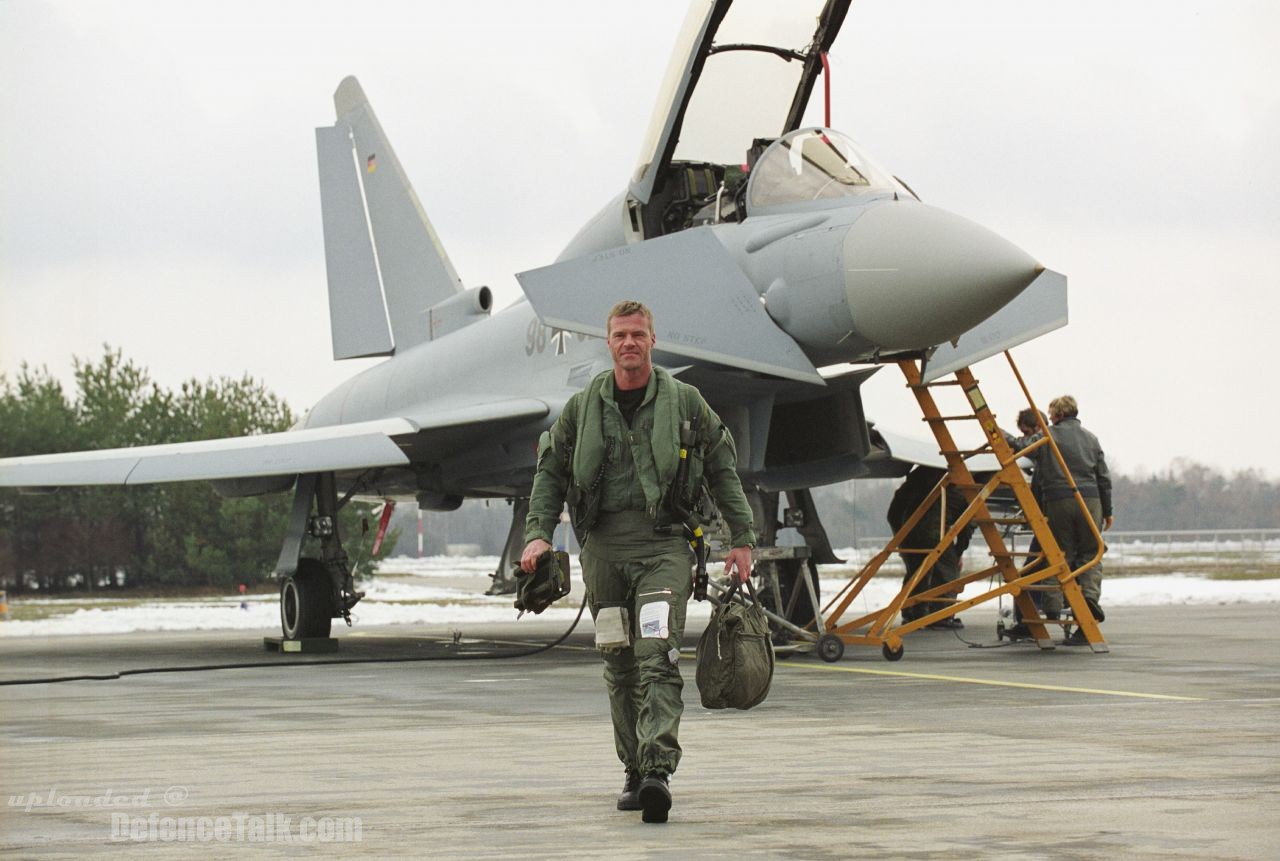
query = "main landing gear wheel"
xmin=882 ymin=643 xmax=904 ymax=662
xmin=817 ymin=633 xmax=845 ymax=663
xmin=280 ymin=558 xmax=333 ymax=639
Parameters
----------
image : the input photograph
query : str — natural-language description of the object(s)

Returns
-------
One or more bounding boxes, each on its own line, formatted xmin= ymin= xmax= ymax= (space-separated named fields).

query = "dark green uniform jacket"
xmin=525 ymin=367 xmax=756 ymax=549
xmin=1006 ymin=417 xmax=1112 ymax=518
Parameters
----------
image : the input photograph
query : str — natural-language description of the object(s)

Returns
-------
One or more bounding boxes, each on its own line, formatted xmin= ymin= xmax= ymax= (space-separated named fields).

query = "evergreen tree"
xmin=0 ymin=347 xmax=390 ymax=592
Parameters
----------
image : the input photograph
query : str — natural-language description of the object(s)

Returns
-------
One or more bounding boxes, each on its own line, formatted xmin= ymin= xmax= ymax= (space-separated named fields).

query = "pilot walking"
xmin=1005 ymin=395 xmax=1113 ymax=644
xmin=521 ymin=300 xmax=756 ymax=824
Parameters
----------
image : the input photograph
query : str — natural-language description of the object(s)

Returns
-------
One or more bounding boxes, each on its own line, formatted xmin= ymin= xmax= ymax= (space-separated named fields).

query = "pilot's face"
xmin=607 ymin=312 xmax=655 ymax=375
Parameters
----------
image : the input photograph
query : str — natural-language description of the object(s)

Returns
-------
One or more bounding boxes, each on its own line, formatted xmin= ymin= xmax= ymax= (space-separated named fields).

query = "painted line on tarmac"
xmin=782 ymin=663 xmax=1205 ymax=701
xmin=349 ymin=632 xmax=595 ymax=651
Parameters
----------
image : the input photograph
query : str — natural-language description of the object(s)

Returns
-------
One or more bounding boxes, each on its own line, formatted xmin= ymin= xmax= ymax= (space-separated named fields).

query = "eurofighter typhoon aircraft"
xmin=0 ymin=0 xmax=1066 ymax=640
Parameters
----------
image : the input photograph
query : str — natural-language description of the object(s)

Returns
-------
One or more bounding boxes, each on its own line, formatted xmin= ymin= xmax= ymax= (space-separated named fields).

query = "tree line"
xmin=0 ymin=348 xmax=389 ymax=594
xmin=807 ymin=461 xmax=1280 ymax=546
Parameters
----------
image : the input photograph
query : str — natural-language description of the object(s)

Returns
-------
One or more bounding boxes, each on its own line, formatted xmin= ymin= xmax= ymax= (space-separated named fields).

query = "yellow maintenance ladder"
xmin=818 ymin=352 xmax=1107 ymax=660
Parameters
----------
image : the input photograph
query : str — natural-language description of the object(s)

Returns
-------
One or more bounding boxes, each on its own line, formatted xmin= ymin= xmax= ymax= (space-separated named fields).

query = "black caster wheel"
xmin=817 ymin=633 xmax=845 ymax=663
xmin=882 ymin=643 xmax=904 ymax=662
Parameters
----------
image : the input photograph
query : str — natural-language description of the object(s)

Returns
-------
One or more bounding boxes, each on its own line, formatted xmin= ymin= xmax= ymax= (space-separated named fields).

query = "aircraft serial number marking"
xmin=526 ymin=318 xmax=590 ymax=356
xmin=664 ymin=330 xmax=707 ymax=346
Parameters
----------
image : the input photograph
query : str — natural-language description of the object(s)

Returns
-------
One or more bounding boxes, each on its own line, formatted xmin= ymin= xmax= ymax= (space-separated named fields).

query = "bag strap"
xmin=713 ymin=576 xmax=760 ymax=659
xmin=719 ymin=575 xmax=758 ymax=607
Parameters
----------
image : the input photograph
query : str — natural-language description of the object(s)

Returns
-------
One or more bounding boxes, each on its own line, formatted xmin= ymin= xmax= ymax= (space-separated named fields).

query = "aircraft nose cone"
xmin=842 ymin=199 xmax=1041 ymax=350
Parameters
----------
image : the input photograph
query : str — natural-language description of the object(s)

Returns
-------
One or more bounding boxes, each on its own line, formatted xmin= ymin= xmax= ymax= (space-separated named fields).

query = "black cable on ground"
xmin=0 ymin=600 xmax=589 ymax=687
xmin=953 ymin=627 xmax=1020 ymax=649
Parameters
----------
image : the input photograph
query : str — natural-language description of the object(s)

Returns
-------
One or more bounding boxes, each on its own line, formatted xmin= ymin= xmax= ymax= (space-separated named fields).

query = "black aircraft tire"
xmin=882 ymin=643 xmax=904 ymax=662
xmin=817 ymin=633 xmax=845 ymax=663
xmin=281 ymin=559 xmax=333 ymax=640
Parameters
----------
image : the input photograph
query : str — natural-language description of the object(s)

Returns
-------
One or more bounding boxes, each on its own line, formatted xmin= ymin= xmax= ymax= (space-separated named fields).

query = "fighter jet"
xmin=0 ymin=0 xmax=1066 ymax=641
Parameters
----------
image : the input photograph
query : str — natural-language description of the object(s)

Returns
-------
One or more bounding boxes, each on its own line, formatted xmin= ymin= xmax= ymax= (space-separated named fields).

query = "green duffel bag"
xmin=696 ymin=578 xmax=774 ymax=710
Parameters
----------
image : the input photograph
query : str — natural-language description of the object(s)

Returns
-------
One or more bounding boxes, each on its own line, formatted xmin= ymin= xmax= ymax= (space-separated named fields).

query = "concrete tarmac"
xmin=1 ymin=601 xmax=1278 ymax=859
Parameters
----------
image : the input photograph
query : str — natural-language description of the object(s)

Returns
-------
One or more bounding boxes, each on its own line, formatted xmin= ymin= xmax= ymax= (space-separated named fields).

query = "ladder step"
xmin=923 ymin=415 xmax=981 ymax=422
xmin=909 ymin=380 xmax=965 ymax=388
xmin=989 ymin=550 xmax=1041 ymax=558
xmin=938 ymin=446 xmax=994 ymax=459
xmin=976 ymin=517 xmax=1029 ymax=526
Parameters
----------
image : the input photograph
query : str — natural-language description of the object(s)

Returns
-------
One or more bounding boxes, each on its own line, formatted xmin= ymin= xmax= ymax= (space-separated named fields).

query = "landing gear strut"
xmin=487 ymin=498 xmax=530 ymax=596
xmin=274 ymin=471 xmax=365 ymax=639
xmin=749 ymin=488 xmax=842 ymax=638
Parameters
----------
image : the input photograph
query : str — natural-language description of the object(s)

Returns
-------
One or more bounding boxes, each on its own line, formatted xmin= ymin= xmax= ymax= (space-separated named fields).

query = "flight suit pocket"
xmin=637 ymin=589 xmax=673 ymax=640
xmin=594 ymin=601 xmax=631 ymax=652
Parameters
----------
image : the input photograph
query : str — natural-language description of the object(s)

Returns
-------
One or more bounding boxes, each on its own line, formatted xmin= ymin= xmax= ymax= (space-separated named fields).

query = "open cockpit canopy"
xmin=628 ymin=0 xmax=858 ymax=236
xmin=746 ymin=128 xmax=896 ymax=212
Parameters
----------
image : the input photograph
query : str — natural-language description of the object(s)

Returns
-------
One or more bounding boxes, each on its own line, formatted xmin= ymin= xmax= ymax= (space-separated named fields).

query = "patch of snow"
xmin=1 ymin=556 xmax=1274 ymax=638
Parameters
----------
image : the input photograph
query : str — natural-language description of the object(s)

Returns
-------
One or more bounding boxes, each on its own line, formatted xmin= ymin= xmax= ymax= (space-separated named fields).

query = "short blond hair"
xmin=606 ymin=300 xmax=654 ymax=335
xmin=1049 ymin=395 xmax=1078 ymax=421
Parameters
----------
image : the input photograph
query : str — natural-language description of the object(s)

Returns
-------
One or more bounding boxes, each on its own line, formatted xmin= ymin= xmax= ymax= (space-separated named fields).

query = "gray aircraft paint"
xmin=517 ymin=228 xmax=823 ymax=385
xmin=0 ymin=419 xmax=414 ymax=488
xmin=923 ymin=270 xmax=1069 ymax=383
xmin=316 ymin=123 xmax=394 ymax=360
xmin=331 ymin=76 xmax=465 ymax=355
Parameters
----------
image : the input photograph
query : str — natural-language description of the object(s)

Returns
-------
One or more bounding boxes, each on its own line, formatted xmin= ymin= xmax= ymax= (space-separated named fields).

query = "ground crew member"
xmin=886 ymin=466 xmax=972 ymax=628
xmin=1006 ymin=408 xmax=1048 ymax=639
xmin=521 ymin=300 xmax=757 ymax=824
xmin=1004 ymin=395 xmax=1113 ymax=645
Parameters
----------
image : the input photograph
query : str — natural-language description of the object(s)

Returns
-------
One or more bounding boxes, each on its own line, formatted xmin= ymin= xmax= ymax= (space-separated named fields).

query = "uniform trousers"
xmin=1042 ymin=496 xmax=1104 ymax=614
xmin=581 ymin=511 xmax=693 ymax=776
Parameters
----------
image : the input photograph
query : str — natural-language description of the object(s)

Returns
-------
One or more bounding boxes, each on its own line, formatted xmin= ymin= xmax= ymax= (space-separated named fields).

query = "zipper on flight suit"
xmin=638 ymin=589 xmax=674 ymax=599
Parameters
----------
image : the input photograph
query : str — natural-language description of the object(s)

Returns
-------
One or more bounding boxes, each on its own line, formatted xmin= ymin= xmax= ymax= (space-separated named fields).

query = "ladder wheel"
xmin=882 ymin=643 xmax=904 ymax=662
xmin=817 ymin=634 xmax=844 ymax=663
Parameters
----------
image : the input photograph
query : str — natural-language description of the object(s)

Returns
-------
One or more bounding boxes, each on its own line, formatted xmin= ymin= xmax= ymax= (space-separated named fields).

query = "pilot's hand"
xmin=1103 ymin=515 xmax=1115 ymax=532
xmin=723 ymin=545 xmax=753 ymax=584
xmin=520 ymin=539 xmax=552 ymax=574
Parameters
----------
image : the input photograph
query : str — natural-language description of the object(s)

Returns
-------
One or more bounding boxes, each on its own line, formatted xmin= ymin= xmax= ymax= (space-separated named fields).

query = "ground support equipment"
xmin=817 ymin=352 xmax=1107 ymax=660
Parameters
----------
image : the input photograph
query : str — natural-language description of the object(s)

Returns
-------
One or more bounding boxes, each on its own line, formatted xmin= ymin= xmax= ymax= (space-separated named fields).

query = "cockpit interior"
xmin=635 ymin=127 xmax=904 ymax=239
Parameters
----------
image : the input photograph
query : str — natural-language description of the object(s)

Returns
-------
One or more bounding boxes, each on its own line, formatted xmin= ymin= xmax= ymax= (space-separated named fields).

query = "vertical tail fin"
xmin=316 ymin=76 xmax=464 ymax=359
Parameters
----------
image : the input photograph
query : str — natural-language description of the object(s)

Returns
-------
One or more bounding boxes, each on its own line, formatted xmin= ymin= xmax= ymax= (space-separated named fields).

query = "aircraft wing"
xmin=516 ymin=228 xmax=823 ymax=384
xmin=0 ymin=419 xmax=417 ymax=490
xmin=852 ymin=426 xmax=1005 ymax=480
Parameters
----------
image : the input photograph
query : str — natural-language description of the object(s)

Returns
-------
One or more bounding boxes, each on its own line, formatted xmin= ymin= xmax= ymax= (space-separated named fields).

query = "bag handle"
xmin=719 ymin=574 xmax=757 ymax=606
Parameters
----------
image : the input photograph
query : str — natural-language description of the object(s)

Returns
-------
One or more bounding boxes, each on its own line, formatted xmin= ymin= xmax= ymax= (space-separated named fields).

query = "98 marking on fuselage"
xmin=525 ymin=319 xmax=591 ymax=356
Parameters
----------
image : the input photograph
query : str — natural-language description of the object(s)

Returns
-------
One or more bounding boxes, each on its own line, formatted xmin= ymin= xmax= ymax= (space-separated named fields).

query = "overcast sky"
xmin=2 ymin=0 xmax=1278 ymax=480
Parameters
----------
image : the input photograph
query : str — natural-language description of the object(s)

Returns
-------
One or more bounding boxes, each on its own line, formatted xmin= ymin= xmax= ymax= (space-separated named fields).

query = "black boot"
xmin=1085 ymin=597 xmax=1106 ymax=623
xmin=1004 ymin=622 xmax=1033 ymax=641
xmin=639 ymin=773 xmax=671 ymax=823
xmin=1062 ymin=626 xmax=1090 ymax=646
xmin=616 ymin=769 xmax=642 ymax=811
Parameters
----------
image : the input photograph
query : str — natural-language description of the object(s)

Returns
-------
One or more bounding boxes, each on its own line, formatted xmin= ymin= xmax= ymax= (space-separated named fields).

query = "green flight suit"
xmin=525 ymin=367 xmax=756 ymax=777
